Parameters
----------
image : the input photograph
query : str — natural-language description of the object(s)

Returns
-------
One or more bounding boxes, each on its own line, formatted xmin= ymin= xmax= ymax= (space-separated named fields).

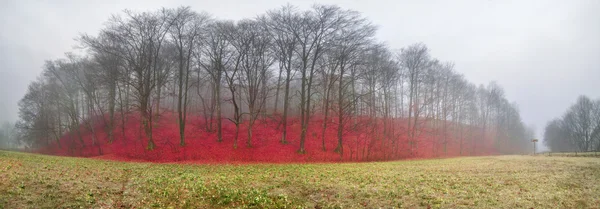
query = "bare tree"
xmin=235 ymin=20 xmax=275 ymax=147
xmin=0 ymin=122 xmax=17 ymax=149
xmin=397 ymin=43 xmax=431 ymax=156
xmin=199 ymin=21 xmax=233 ymax=143
xmin=294 ymin=4 xmax=352 ymax=154
xmin=263 ymin=5 xmax=299 ymax=144
xmin=223 ymin=20 xmax=248 ymax=148
xmin=561 ymin=96 xmax=600 ymax=152
xmin=44 ymin=60 xmax=86 ymax=150
xmin=16 ymin=78 xmax=56 ymax=149
xmin=167 ymin=6 xmax=211 ymax=146
xmin=80 ymin=33 xmax=123 ymax=143
xmin=329 ymin=10 xmax=376 ymax=156
xmin=101 ymin=9 xmax=173 ymax=150
xmin=317 ymin=47 xmax=339 ymax=151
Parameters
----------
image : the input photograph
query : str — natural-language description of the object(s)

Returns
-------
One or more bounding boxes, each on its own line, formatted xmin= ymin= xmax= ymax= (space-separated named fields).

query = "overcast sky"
xmin=1 ymin=0 xmax=599 ymax=144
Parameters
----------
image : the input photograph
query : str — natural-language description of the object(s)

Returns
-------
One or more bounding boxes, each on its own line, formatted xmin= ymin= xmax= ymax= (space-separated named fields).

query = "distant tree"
xmin=44 ymin=60 xmax=85 ymax=150
xmin=542 ymin=96 xmax=600 ymax=152
xmin=0 ymin=122 xmax=16 ymax=149
xmin=543 ymin=119 xmax=574 ymax=152
xmin=16 ymin=78 xmax=55 ymax=149
xmin=561 ymin=96 xmax=600 ymax=152
xmin=397 ymin=43 xmax=431 ymax=156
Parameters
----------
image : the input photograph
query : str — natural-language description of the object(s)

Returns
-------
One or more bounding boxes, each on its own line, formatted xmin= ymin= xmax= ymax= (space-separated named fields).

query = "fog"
xmin=1 ymin=0 xmax=599 ymax=149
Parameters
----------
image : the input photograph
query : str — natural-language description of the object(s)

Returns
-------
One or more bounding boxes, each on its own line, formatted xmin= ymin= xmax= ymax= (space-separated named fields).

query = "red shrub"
xmin=41 ymin=112 xmax=498 ymax=163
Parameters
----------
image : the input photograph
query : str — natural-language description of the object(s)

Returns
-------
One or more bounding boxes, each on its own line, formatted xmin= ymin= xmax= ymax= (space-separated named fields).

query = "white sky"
xmin=1 ymin=0 xmax=599 ymax=146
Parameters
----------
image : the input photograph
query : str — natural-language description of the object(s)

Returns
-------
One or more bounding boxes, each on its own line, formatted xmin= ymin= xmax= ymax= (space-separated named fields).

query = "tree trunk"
xmin=335 ymin=63 xmax=345 ymax=156
xmin=216 ymin=75 xmax=222 ymax=142
xmin=281 ymin=68 xmax=291 ymax=144
xmin=321 ymin=79 xmax=332 ymax=151
xmin=274 ymin=65 xmax=283 ymax=114
xmin=298 ymin=60 xmax=307 ymax=154
xmin=108 ymin=76 xmax=116 ymax=143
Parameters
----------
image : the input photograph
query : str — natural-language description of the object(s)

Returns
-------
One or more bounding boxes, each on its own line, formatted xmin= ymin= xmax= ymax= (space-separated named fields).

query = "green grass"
xmin=1 ymin=151 xmax=599 ymax=208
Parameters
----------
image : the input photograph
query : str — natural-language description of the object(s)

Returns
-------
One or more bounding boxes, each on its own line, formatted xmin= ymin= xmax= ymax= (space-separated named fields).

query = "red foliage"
xmin=38 ymin=112 xmax=498 ymax=163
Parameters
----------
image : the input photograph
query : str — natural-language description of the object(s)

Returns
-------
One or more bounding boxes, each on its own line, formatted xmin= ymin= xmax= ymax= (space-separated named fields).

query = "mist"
xmin=1 ymin=1 xmax=600 ymax=208
xmin=2 ymin=1 xmax=599 ymax=148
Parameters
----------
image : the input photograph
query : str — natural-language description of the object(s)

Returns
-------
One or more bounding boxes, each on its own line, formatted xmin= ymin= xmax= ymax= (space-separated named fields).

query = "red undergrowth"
xmin=37 ymin=112 xmax=498 ymax=163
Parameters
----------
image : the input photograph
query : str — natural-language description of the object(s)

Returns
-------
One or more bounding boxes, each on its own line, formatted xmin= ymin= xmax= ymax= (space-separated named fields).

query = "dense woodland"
xmin=9 ymin=5 xmax=534 ymax=161
xmin=544 ymin=95 xmax=600 ymax=152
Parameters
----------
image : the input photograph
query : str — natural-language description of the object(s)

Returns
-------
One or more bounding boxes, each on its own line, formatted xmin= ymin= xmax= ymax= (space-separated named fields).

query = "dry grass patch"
xmin=1 ymin=151 xmax=599 ymax=208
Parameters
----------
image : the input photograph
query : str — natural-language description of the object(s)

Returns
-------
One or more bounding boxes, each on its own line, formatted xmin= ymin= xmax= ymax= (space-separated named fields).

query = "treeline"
xmin=14 ymin=5 xmax=532 ymax=157
xmin=0 ymin=122 xmax=17 ymax=149
xmin=544 ymin=95 xmax=600 ymax=152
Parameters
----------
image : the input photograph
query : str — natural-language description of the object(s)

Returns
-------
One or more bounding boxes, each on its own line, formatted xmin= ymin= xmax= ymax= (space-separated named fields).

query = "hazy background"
xmin=1 ymin=0 xmax=599 ymax=149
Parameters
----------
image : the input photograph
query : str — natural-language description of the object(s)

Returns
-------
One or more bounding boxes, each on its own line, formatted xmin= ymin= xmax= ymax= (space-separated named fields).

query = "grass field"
xmin=545 ymin=152 xmax=600 ymax=158
xmin=1 ymin=151 xmax=599 ymax=208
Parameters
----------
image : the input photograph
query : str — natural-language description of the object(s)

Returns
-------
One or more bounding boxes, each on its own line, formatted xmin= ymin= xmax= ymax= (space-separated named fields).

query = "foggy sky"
xmin=1 ymin=0 xmax=599 ymax=144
